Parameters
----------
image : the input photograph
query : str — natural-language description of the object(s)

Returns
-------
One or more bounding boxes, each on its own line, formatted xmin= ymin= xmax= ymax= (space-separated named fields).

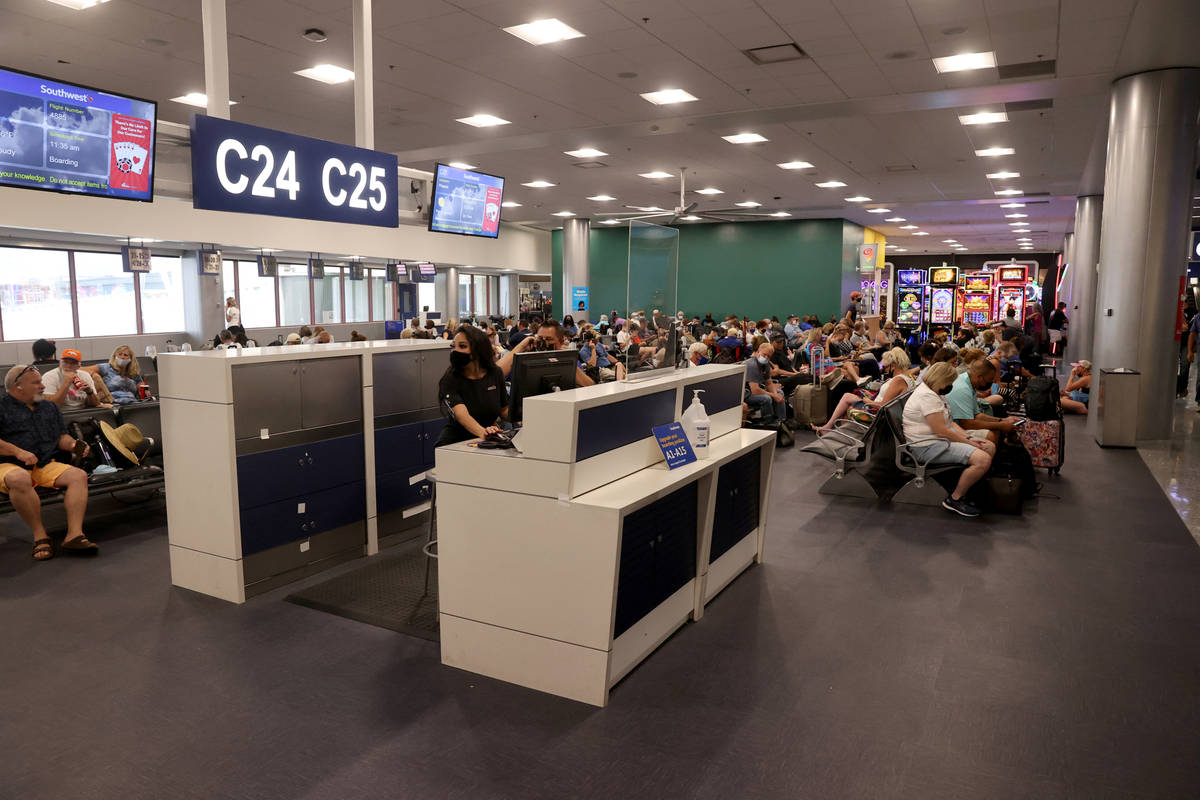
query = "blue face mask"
xmin=756 ymin=355 xmax=770 ymax=366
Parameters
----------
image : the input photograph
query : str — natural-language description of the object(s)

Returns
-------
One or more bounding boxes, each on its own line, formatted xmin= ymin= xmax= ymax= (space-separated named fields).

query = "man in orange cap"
xmin=41 ymin=348 xmax=104 ymax=411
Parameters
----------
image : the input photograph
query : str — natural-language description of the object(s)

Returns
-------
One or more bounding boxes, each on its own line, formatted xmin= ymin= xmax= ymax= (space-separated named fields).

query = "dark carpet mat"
xmin=285 ymin=540 xmax=439 ymax=641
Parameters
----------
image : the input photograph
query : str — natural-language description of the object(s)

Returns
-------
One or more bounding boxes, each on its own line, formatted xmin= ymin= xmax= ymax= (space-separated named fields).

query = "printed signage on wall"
xmin=572 ymin=286 xmax=589 ymax=313
xmin=189 ymin=115 xmax=399 ymax=228
xmin=652 ymin=422 xmax=696 ymax=470
xmin=199 ymin=249 xmax=222 ymax=275
xmin=121 ymin=245 xmax=151 ymax=273
xmin=857 ymin=243 xmax=879 ymax=269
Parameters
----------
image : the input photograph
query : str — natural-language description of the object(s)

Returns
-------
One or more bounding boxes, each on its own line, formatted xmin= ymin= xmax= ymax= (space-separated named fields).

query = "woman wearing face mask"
xmin=813 ymin=347 xmax=917 ymax=434
xmin=901 ymin=362 xmax=994 ymax=518
xmin=436 ymin=325 xmax=509 ymax=447
xmin=562 ymin=315 xmax=579 ymax=339
xmin=97 ymin=345 xmax=143 ymax=404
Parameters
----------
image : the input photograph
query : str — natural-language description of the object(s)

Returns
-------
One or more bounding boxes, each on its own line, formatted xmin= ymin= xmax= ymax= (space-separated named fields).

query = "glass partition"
xmin=623 ymin=220 xmax=681 ymax=379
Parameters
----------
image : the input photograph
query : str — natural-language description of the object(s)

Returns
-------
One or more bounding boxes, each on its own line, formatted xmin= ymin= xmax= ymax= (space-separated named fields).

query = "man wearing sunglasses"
xmin=0 ymin=365 xmax=95 ymax=560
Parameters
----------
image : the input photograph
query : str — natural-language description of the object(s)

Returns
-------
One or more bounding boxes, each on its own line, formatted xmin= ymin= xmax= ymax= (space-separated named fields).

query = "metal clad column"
xmin=1069 ymin=196 xmax=1103 ymax=363
xmin=201 ymin=0 xmax=230 ymax=119
xmin=504 ymin=274 xmax=519 ymax=318
xmin=562 ymin=218 xmax=590 ymax=323
xmin=352 ymin=0 xmax=374 ymax=149
xmin=1060 ymin=232 xmax=1076 ymax=310
xmin=1088 ymin=68 xmax=1200 ymax=442
xmin=444 ymin=266 xmax=459 ymax=323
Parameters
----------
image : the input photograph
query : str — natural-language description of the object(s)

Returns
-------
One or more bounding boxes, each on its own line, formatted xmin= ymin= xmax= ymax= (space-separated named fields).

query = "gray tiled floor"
xmin=1138 ymin=380 xmax=1200 ymax=547
xmin=3 ymin=419 xmax=1200 ymax=799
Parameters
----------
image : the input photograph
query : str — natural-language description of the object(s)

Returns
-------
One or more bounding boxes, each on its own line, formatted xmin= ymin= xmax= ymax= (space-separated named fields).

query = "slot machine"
xmin=926 ymin=266 xmax=959 ymax=332
xmin=994 ymin=265 xmax=1029 ymax=324
xmin=894 ymin=269 xmax=926 ymax=333
xmin=959 ymin=272 xmax=994 ymax=326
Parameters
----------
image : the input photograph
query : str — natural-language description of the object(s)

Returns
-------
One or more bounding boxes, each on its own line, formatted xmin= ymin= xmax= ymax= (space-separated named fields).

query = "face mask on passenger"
xmin=116 ymin=357 xmax=131 ymax=367
xmin=756 ymin=355 xmax=770 ymax=366
xmin=449 ymin=350 xmax=472 ymax=369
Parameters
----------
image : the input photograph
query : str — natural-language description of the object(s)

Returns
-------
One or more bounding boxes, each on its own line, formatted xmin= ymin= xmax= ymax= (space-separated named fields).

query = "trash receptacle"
xmin=1094 ymin=368 xmax=1139 ymax=447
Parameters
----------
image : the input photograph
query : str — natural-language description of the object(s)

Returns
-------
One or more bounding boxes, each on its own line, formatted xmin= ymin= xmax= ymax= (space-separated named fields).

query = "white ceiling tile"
xmin=833 ymin=0 xmax=911 ymax=14
xmin=986 ymin=9 xmax=1059 ymax=36
xmin=839 ymin=10 xmax=920 ymax=35
xmin=906 ymin=0 xmax=987 ymax=25
xmin=720 ymin=25 xmax=796 ymax=51
xmin=797 ymin=36 xmax=868 ymax=57
xmin=373 ymin=0 xmax=460 ymax=28
xmin=780 ymin=16 xmax=855 ymax=40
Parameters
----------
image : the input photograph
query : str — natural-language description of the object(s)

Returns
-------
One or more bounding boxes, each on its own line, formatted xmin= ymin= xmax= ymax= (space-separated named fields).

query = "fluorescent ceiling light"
xmin=522 ymin=180 xmax=555 ymax=188
xmin=641 ymin=88 xmax=698 ymax=105
xmin=639 ymin=171 xmax=674 ymax=179
xmin=815 ymin=180 xmax=847 ymax=188
xmin=295 ymin=64 xmax=354 ymax=84
xmin=769 ymin=211 xmax=791 ymax=217
xmin=777 ymin=160 xmax=814 ymax=169
xmin=866 ymin=208 xmax=891 ymax=214
xmin=893 ymin=248 xmax=907 ymax=252
xmin=986 ymin=171 xmax=1021 ymax=179
xmin=170 ymin=92 xmax=236 ymax=108
xmin=976 ymin=147 xmax=1015 ymax=157
xmin=900 ymin=224 xmax=919 ymax=230
xmin=723 ymin=133 xmax=768 ymax=144
xmin=680 ymin=215 xmax=702 ymax=221
xmin=845 ymin=196 xmax=871 ymax=202
xmin=942 ymin=239 xmax=958 ymax=243
xmin=587 ymin=194 xmax=616 ymax=202
xmin=45 ymin=0 xmax=111 ymax=9
xmin=551 ymin=211 xmax=575 ymax=217
xmin=447 ymin=161 xmax=476 ymax=170
xmin=912 ymin=231 xmax=929 ymax=236
xmin=501 ymin=201 xmax=521 ymax=207
xmin=503 ymin=18 xmax=584 ymax=45
xmin=1000 ymin=203 xmax=1025 ymax=208
xmin=735 ymin=201 xmax=762 ymax=208
xmin=1005 ymin=213 xmax=1028 ymax=218
xmin=933 ymin=51 xmax=996 ymax=73
xmin=457 ymin=113 xmax=510 ymax=127
xmin=1008 ymin=221 xmax=1028 ymax=226
xmin=884 ymin=217 xmax=906 ymax=222
xmin=959 ymin=111 xmax=1007 ymax=126
xmin=695 ymin=187 xmax=723 ymax=195
xmin=600 ymin=219 xmax=622 ymax=225
xmin=1017 ymin=238 xmax=1032 ymax=242
xmin=630 ymin=205 xmax=664 ymax=212
xmin=995 ymin=189 xmax=1024 ymax=196
xmin=565 ymin=147 xmax=606 ymax=158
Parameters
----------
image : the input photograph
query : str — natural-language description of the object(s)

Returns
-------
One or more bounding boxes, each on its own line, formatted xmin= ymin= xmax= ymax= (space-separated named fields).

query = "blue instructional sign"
xmin=653 ymin=422 xmax=697 ymax=470
xmin=190 ymin=115 xmax=399 ymax=228
xmin=572 ymin=286 xmax=589 ymax=313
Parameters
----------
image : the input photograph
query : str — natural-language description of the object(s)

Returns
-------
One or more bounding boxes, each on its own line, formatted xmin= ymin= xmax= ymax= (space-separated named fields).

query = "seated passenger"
xmin=507 ymin=319 xmax=532 ymax=349
xmin=42 ymin=348 xmax=106 ymax=411
xmin=350 ymin=330 xmax=368 ymax=342
xmin=0 ymin=365 xmax=96 ymax=560
xmin=32 ymin=338 xmax=58 ymax=367
xmin=1060 ymin=360 xmax=1091 ymax=414
xmin=298 ymin=325 xmax=314 ymax=344
xmin=285 ymin=333 xmax=302 ymax=345
xmin=578 ymin=329 xmax=625 ymax=381
xmin=685 ymin=342 xmax=710 ymax=367
xmin=814 ymin=347 xmax=916 ymax=434
xmin=562 ymin=315 xmax=579 ymax=339
xmin=498 ymin=320 xmax=595 ymax=387
xmin=874 ymin=320 xmax=899 ymax=350
xmin=947 ymin=358 xmax=1021 ymax=441
xmin=316 ymin=331 xmax=332 ymax=344
xmin=902 ymin=362 xmax=994 ymax=518
xmin=745 ymin=343 xmax=786 ymax=425
xmin=97 ymin=345 xmax=144 ymax=404
xmin=436 ymin=326 xmax=509 ymax=447
xmin=214 ymin=329 xmax=241 ymax=350
xmin=849 ymin=321 xmax=870 ymax=349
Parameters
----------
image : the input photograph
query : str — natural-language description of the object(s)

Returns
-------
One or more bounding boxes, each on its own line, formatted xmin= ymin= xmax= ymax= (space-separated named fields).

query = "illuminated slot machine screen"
xmin=895 ymin=270 xmax=925 ymax=326
xmin=930 ymin=267 xmax=958 ymax=285
xmin=929 ymin=287 xmax=955 ymax=324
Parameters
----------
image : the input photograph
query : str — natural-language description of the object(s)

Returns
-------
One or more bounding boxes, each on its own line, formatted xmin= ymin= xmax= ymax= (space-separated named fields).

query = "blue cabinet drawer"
xmin=240 ymin=480 xmax=366 ymax=556
xmin=237 ymin=434 xmax=364 ymax=509
xmin=422 ymin=418 xmax=446 ymax=465
xmin=374 ymin=421 xmax=426 ymax=475
xmin=376 ymin=468 xmax=432 ymax=515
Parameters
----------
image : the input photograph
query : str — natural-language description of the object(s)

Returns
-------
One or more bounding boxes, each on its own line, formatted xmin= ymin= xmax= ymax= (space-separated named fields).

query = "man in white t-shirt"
xmin=900 ymin=362 xmax=993 ymax=517
xmin=41 ymin=348 xmax=104 ymax=411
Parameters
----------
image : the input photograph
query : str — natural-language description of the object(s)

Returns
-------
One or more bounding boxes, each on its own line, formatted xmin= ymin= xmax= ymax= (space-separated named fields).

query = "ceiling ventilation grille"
xmin=997 ymin=60 xmax=1056 ymax=80
xmin=1005 ymin=98 xmax=1054 ymax=113
xmin=884 ymin=164 xmax=917 ymax=173
xmin=572 ymin=161 xmax=609 ymax=169
xmin=744 ymin=43 xmax=808 ymax=65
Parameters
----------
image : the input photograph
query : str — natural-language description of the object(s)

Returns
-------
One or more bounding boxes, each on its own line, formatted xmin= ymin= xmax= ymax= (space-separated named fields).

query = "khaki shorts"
xmin=0 ymin=461 xmax=73 ymax=493
xmin=966 ymin=429 xmax=991 ymax=441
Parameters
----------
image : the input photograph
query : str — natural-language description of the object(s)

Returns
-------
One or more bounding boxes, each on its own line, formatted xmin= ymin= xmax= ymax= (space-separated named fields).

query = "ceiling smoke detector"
xmin=302 ymin=28 xmax=328 ymax=43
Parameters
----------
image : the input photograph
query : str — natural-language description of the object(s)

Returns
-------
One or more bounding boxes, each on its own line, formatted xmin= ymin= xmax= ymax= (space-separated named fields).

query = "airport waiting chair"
xmin=883 ymin=394 xmax=965 ymax=506
xmin=800 ymin=392 xmax=908 ymax=499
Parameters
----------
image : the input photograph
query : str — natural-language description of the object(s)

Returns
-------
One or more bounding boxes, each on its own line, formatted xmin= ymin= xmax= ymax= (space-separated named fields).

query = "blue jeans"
xmin=747 ymin=392 xmax=784 ymax=423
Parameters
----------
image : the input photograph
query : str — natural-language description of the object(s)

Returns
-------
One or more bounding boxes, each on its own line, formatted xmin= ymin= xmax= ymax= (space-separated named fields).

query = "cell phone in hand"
xmin=1012 ymin=418 xmax=1027 ymax=426
xmin=73 ymin=440 xmax=89 ymax=457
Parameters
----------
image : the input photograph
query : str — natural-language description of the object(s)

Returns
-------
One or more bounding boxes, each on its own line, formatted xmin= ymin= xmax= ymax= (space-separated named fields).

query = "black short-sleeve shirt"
xmin=437 ymin=366 xmax=509 ymax=446
xmin=0 ymin=394 xmax=67 ymax=466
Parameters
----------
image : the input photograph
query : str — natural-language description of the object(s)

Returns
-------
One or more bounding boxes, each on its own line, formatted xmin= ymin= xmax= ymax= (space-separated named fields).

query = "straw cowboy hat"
xmin=99 ymin=421 xmax=153 ymax=467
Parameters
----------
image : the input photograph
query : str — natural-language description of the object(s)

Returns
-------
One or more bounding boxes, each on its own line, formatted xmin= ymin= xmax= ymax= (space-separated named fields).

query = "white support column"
xmin=352 ymin=0 xmax=374 ymax=150
xmin=201 ymin=0 xmax=231 ymax=120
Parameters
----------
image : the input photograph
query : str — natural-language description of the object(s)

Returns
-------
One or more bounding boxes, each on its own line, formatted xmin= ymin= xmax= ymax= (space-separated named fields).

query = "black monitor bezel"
xmin=427 ymin=162 xmax=505 ymax=240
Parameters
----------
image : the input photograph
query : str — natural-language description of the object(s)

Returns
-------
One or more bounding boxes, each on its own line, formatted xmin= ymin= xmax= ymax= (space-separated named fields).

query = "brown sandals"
xmin=60 ymin=536 xmax=99 ymax=556
xmin=32 ymin=538 xmax=53 ymax=561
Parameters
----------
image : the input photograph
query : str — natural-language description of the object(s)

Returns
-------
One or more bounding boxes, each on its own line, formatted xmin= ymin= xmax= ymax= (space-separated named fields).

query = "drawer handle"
xmin=307 ymin=457 xmax=314 ymax=465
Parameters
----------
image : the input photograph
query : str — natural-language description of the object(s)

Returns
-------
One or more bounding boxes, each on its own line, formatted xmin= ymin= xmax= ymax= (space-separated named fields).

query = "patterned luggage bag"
xmin=1018 ymin=416 xmax=1064 ymax=474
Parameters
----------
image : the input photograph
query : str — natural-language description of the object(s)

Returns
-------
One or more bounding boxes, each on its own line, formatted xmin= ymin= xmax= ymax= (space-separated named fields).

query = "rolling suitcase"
xmin=791 ymin=384 xmax=828 ymax=426
xmin=1018 ymin=416 xmax=1065 ymax=474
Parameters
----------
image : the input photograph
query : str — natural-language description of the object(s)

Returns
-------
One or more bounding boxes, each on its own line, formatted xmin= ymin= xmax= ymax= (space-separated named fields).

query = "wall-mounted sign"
xmin=199 ymin=249 xmax=222 ymax=275
xmin=857 ymin=243 xmax=879 ymax=269
xmin=121 ymin=245 xmax=151 ymax=272
xmin=349 ymin=263 xmax=365 ymax=281
xmin=386 ymin=263 xmax=401 ymax=282
xmin=308 ymin=258 xmax=325 ymax=279
xmin=409 ymin=262 xmax=436 ymax=283
xmin=190 ymin=115 xmax=399 ymax=228
xmin=257 ymin=254 xmax=278 ymax=277
xmin=572 ymin=286 xmax=589 ymax=313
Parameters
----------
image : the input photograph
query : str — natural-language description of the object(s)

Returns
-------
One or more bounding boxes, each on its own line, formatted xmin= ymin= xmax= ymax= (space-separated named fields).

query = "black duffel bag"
xmin=1024 ymin=376 xmax=1061 ymax=420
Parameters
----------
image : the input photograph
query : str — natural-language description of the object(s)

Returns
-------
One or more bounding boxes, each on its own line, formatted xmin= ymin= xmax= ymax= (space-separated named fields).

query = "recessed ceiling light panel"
xmin=884 ymin=217 xmax=906 ymax=222
xmin=565 ymin=147 xmax=607 ymax=158
xmin=522 ymin=180 xmax=555 ymax=188
xmin=769 ymin=211 xmax=791 ymax=217
xmin=933 ymin=51 xmax=997 ymax=73
xmin=694 ymin=187 xmax=723 ymax=195
xmin=501 ymin=201 xmax=522 ymax=208
xmin=447 ymin=161 xmax=476 ymax=170
xmin=503 ymin=18 xmax=584 ymax=45
xmin=641 ymin=88 xmax=698 ymax=105
xmin=170 ymin=92 xmax=236 ymax=107
xmin=295 ymin=64 xmax=354 ymax=84
xmin=900 ymin=224 xmax=919 ymax=229
xmin=639 ymin=170 xmax=674 ymax=179
xmin=45 ymin=0 xmax=111 ymax=9
xmin=1005 ymin=213 xmax=1028 ymax=218
xmin=976 ymin=147 xmax=1015 ymax=157
xmin=723 ymin=132 xmax=768 ymax=144
xmin=845 ymin=196 xmax=872 ymax=202
xmin=1000 ymin=203 xmax=1025 ymax=208
xmin=587 ymin=194 xmax=616 ymax=202
xmin=815 ymin=180 xmax=847 ymax=188
xmin=680 ymin=215 xmax=702 ymax=221
xmin=912 ymin=231 xmax=929 ymax=236
xmin=995 ymin=188 xmax=1024 ymax=196
xmin=777 ymin=160 xmax=814 ymax=169
xmin=866 ymin=208 xmax=891 ymax=213
xmin=457 ymin=113 xmax=510 ymax=127
xmin=986 ymin=171 xmax=1020 ymax=179
xmin=735 ymin=201 xmax=762 ymax=208
xmin=551 ymin=210 xmax=575 ymax=217
xmin=958 ymin=111 xmax=1008 ymax=125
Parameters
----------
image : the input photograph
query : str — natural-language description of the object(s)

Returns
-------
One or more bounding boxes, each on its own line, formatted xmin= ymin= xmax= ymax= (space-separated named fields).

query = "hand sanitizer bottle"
xmin=681 ymin=389 xmax=711 ymax=459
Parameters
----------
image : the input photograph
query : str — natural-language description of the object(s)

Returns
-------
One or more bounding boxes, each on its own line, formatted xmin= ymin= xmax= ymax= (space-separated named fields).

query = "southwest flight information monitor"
xmin=0 ymin=66 xmax=157 ymax=201
xmin=429 ymin=163 xmax=504 ymax=238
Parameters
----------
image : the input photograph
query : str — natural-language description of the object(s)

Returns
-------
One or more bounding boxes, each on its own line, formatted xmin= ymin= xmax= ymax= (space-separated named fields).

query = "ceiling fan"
xmin=594 ymin=167 xmax=791 ymax=225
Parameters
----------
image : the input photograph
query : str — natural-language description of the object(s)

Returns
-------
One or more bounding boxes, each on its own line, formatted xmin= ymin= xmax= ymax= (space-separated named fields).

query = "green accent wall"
xmin=551 ymin=219 xmax=852 ymax=322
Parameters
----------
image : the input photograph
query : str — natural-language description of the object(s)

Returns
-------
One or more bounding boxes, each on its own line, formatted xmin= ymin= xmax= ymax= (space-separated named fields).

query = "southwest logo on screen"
xmin=40 ymin=84 xmax=93 ymax=103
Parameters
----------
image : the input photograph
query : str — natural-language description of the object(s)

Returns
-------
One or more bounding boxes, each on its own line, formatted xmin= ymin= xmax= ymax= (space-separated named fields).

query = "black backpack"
xmin=1024 ymin=376 xmax=1060 ymax=420
xmin=991 ymin=442 xmax=1038 ymax=499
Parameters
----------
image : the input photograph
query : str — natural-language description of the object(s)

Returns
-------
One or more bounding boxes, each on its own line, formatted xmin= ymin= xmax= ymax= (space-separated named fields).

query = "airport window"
xmin=346 ymin=270 xmax=369 ymax=322
xmin=236 ymin=260 xmax=277 ymax=328
xmin=74 ymin=251 xmax=136 ymax=337
xmin=278 ymin=263 xmax=310 ymax=326
xmin=369 ymin=272 xmax=391 ymax=321
xmin=0 ymin=246 xmax=75 ymax=340
xmin=222 ymin=260 xmax=237 ymax=307
xmin=417 ymin=282 xmax=435 ymax=313
xmin=314 ymin=266 xmax=344 ymax=324
xmin=141 ymin=256 xmax=186 ymax=334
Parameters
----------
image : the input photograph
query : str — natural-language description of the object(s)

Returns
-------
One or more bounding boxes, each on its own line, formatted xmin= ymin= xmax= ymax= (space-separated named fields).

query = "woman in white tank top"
xmin=813 ymin=347 xmax=918 ymax=434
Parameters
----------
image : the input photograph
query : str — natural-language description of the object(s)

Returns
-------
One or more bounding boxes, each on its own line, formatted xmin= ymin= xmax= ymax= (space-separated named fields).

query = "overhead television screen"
xmin=429 ymin=163 xmax=504 ymax=238
xmin=0 ymin=65 xmax=156 ymax=201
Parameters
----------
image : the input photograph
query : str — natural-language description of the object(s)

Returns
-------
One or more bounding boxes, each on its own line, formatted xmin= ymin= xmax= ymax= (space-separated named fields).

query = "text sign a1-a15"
xmin=189 ymin=115 xmax=399 ymax=227
xmin=653 ymin=422 xmax=697 ymax=470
